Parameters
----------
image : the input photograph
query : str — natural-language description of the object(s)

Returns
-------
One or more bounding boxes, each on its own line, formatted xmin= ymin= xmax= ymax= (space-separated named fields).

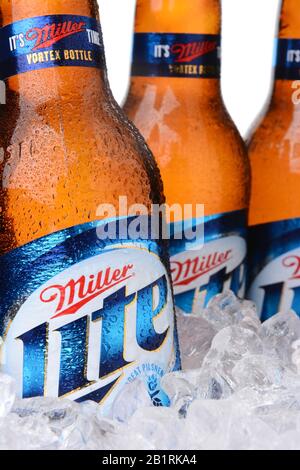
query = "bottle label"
xmin=132 ymin=33 xmax=221 ymax=78
xmin=0 ymin=15 xmax=104 ymax=80
xmin=169 ymin=210 xmax=247 ymax=314
xmin=247 ymin=218 xmax=300 ymax=321
xmin=275 ymin=38 xmax=300 ymax=80
xmin=0 ymin=218 xmax=179 ymax=411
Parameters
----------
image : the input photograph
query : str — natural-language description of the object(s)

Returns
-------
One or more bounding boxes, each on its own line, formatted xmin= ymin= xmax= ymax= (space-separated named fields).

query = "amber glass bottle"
xmin=0 ymin=0 xmax=179 ymax=409
xmin=247 ymin=0 xmax=300 ymax=321
xmin=124 ymin=0 xmax=250 ymax=315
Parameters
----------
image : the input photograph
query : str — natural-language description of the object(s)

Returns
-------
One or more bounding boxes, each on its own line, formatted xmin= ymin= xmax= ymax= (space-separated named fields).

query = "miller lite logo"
xmin=2 ymin=248 xmax=175 ymax=409
xmin=248 ymin=248 xmax=300 ymax=319
xmin=171 ymin=236 xmax=246 ymax=312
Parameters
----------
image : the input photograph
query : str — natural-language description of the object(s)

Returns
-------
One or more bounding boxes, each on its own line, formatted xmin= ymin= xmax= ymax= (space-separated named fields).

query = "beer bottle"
xmin=247 ymin=0 xmax=300 ymax=320
xmin=124 ymin=0 xmax=250 ymax=314
xmin=0 ymin=0 xmax=180 ymax=409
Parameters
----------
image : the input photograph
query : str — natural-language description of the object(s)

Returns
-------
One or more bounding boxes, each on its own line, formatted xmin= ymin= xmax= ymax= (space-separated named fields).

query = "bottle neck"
xmin=130 ymin=0 xmax=222 ymax=101
xmin=279 ymin=0 xmax=300 ymax=38
xmin=0 ymin=0 xmax=108 ymax=110
xmin=134 ymin=0 xmax=221 ymax=34
xmin=271 ymin=0 xmax=300 ymax=110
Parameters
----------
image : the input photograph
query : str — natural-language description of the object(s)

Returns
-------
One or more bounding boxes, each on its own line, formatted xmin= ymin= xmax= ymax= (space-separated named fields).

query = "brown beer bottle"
xmin=247 ymin=0 xmax=300 ymax=321
xmin=124 ymin=0 xmax=250 ymax=315
xmin=0 ymin=0 xmax=179 ymax=409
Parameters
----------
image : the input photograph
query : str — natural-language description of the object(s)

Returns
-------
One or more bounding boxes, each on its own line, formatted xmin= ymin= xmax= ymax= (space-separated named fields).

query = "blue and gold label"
xmin=169 ymin=210 xmax=247 ymax=314
xmin=0 ymin=217 xmax=180 ymax=411
xmin=275 ymin=38 xmax=300 ymax=80
xmin=247 ymin=218 xmax=300 ymax=321
xmin=0 ymin=15 xmax=104 ymax=80
xmin=132 ymin=33 xmax=221 ymax=78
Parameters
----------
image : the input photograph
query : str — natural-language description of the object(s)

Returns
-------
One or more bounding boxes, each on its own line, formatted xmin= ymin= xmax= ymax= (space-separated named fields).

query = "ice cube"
xmin=199 ymin=291 xmax=261 ymax=333
xmin=0 ymin=412 xmax=58 ymax=450
xmin=208 ymin=290 xmax=242 ymax=313
xmin=231 ymin=300 xmax=261 ymax=333
xmin=129 ymin=406 xmax=184 ymax=450
xmin=13 ymin=396 xmax=79 ymax=424
xmin=233 ymin=382 xmax=300 ymax=440
xmin=110 ymin=378 xmax=151 ymax=423
xmin=184 ymin=393 xmax=293 ymax=450
xmin=198 ymin=326 xmax=263 ymax=392
xmin=2 ymin=291 xmax=300 ymax=450
xmin=291 ymin=340 xmax=300 ymax=374
xmin=106 ymin=424 xmax=155 ymax=451
xmin=161 ymin=370 xmax=199 ymax=416
xmin=196 ymin=369 xmax=233 ymax=400
xmin=12 ymin=397 xmax=106 ymax=450
xmin=184 ymin=398 xmax=237 ymax=449
xmin=0 ymin=373 xmax=15 ymax=418
xmin=176 ymin=312 xmax=216 ymax=370
xmin=225 ymin=409 xmax=281 ymax=450
xmin=261 ymin=311 xmax=300 ymax=369
xmin=198 ymin=291 xmax=236 ymax=330
xmin=232 ymin=355 xmax=300 ymax=391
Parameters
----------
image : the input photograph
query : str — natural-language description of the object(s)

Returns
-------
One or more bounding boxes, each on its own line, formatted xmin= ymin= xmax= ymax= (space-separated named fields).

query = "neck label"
xmin=132 ymin=33 xmax=221 ymax=78
xmin=0 ymin=15 xmax=104 ymax=80
xmin=275 ymin=38 xmax=300 ymax=80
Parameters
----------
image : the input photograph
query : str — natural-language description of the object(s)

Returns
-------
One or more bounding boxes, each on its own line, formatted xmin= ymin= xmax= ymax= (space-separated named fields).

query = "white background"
xmin=99 ymin=0 xmax=281 ymax=137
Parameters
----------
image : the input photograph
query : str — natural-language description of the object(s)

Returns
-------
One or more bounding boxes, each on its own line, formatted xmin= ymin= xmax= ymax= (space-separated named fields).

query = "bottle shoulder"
xmin=248 ymin=104 xmax=300 ymax=161
xmin=126 ymin=91 xmax=248 ymax=162
xmin=248 ymin=86 xmax=300 ymax=150
xmin=248 ymin=101 xmax=300 ymax=225
xmin=0 ymin=99 xmax=164 ymax=250
xmin=125 ymin=84 xmax=250 ymax=214
xmin=0 ymin=100 xmax=159 ymax=182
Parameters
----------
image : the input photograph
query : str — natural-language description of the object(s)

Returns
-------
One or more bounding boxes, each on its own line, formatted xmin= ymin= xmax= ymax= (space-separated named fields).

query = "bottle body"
xmin=247 ymin=0 xmax=300 ymax=320
xmin=0 ymin=0 xmax=179 ymax=409
xmin=124 ymin=0 xmax=250 ymax=314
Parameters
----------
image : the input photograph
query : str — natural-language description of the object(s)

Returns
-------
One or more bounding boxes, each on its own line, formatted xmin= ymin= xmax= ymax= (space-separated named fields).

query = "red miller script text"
xmin=40 ymin=264 xmax=134 ymax=319
xmin=26 ymin=21 xmax=86 ymax=51
xmin=171 ymin=41 xmax=217 ymax=63
xmin=171 ymin=250 xmax=232 ymax=287
xmin=283 ymin=255 xmax=300 ymax=280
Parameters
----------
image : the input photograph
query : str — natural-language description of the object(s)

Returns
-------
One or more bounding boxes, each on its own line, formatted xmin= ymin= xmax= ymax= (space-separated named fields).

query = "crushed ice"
xmin=2 ymin=291 xmax=300 ymax=449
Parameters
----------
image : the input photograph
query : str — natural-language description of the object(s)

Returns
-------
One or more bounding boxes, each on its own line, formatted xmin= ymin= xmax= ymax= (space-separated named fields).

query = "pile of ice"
xmin=2 ymin=292 xmax=300 ymax=450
